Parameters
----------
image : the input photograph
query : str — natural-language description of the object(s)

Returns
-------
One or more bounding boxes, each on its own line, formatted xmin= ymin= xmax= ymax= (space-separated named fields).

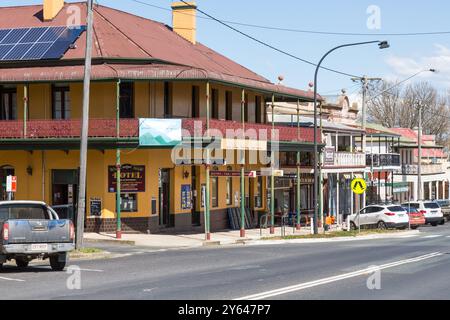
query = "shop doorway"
xmin=191 ymin=166 xmax=200 ymax=226
xmin=159 ymin=169 xmax=173 ymax=227
xmin=0 ymin=166 xmax=15 ymax=201
xmin=51 ymin=169 xmax=78 ymax=223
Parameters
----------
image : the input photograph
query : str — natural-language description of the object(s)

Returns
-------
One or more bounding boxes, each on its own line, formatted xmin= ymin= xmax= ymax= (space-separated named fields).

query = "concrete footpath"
xmin=83 ymin=226 xmax=420 ymax=249
xmin=84 ymin=226 xmax=313 ymax=248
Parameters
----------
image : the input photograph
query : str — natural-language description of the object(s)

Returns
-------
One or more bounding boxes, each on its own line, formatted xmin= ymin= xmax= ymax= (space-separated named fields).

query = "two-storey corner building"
xmin=0 ymin=1 xmax=321 ymax=234
xmin=390 ymin=128 xmax=449 ymax=202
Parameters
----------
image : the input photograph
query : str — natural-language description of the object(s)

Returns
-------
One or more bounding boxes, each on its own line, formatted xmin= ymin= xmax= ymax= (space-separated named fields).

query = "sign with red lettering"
xmin=108 ymin=165 xmax=145 ymax=193
xmin=6 ymin=176 xmax=17 ymax=193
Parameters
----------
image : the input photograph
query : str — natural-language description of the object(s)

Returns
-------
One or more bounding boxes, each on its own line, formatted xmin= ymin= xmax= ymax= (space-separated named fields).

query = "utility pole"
xmin=351 ymin=76 xmax=381 ymax=213
xmin=76 ymin=0 xmax=94 ymax=249
xmin=418 ymin=102 xmax=423 ymax=200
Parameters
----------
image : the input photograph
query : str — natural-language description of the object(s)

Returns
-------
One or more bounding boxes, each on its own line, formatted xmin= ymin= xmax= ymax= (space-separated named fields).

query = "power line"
xmin=131 ymin=0 xmax=359 ymax=78
xmin=130 ymin=0 xmax=450 ymax=37
xmin=180 ymin=1 xmax=361 ymax=78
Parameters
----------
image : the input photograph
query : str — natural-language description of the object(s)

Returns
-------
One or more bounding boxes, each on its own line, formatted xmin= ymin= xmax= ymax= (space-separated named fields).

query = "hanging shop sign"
xmin=139 ymin=118 xmax=182 ymax=146
xmin=108 ymin=164 xmax=145 ymax=193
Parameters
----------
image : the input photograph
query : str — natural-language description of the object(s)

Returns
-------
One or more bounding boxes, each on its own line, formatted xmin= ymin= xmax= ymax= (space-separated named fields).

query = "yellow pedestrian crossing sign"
xmin=351 ymin=178 xmax=367 ymax=195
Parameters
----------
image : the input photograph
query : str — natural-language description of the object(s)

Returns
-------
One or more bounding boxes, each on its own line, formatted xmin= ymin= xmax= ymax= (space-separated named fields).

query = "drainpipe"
xmin=270 ymin=94 xmax=275 ymax=234
xmin=205 ymin=82 xmax=211 ymax=240
xmin=240 ymin=89 xmax=246 ymax=238
xmin=296 ymin=99 xmax=301 ymax=230
xmin=23 ymin=84 xmax=28 ymax=138
xmin=116 ymin=80 xmax=122 ymax=239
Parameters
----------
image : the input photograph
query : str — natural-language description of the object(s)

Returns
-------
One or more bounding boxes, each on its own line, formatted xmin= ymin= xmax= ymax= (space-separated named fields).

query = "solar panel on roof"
xmin=0 ymin=25 xmax=85 ymax=61
xmin=19 ymin=27 xmax=49 ymax=44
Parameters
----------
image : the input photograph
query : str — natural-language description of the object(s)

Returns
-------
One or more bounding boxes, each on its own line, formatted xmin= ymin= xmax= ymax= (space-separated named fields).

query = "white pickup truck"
xmin=0 ymin=201 xmax=75 ymax=271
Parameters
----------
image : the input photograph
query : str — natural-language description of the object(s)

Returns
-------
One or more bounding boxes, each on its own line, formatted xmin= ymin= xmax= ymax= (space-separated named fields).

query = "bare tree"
xmin=366 ymin=81 xmax=402 ymax=127
xmin=367 ymin=81 xmax=450 ymax=147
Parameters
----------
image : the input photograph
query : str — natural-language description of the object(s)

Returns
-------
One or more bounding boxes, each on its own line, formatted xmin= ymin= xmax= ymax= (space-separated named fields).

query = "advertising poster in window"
xmin=181 ymin=185 xmax=192 ymax=210
xmin=108 ymin=164 xmax=145 ymax=193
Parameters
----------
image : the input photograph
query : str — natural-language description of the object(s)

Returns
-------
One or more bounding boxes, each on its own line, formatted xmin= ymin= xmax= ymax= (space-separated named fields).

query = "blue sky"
xmin=3 ymin=0 xmax=450 ymax=96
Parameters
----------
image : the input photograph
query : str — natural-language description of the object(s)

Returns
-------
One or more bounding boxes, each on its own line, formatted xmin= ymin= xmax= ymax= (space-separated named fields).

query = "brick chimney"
xmin=171 ymin=1 xmax=197 ymax=44
xmin=43 ymin=0 xmax=64 ymax=21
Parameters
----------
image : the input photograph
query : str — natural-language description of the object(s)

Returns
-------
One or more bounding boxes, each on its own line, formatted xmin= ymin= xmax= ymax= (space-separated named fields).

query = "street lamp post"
xmin=312 ymin=40 xmax=390 ymax=235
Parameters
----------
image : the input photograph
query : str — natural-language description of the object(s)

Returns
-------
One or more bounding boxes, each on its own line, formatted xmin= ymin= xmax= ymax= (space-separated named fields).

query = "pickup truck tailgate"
xmin=6 ymin=219 xmax=72 ymax=244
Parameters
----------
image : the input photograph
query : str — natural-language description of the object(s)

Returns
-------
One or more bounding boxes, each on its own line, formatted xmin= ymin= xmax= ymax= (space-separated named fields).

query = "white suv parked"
xmin=349 ymin=205 xmax=410 ymax=230
xmin=401 ymin=201 xmax=444 ymax=227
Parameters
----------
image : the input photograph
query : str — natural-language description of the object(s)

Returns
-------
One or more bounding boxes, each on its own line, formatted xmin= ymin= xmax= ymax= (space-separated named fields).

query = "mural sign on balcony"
xmin=139 ymin=119 xmax=182 ymax=146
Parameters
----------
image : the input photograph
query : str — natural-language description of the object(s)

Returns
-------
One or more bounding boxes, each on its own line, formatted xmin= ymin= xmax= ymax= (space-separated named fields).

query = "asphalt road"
xmin=1 ymin=224 xmax=449 ymax=300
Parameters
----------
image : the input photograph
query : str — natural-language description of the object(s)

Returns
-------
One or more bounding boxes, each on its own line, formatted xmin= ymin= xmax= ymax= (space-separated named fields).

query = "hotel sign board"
xmin=108 ymin=164 xmax=145 ymax=193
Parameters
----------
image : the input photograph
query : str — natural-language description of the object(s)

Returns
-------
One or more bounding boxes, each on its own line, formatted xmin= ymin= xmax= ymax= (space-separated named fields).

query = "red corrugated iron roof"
xmin=0 ymin=2 xmax=319 ymax=101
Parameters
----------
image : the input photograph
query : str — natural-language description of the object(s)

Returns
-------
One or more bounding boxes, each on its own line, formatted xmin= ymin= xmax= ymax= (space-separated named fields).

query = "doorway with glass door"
xmin=159 ymin=169 xmax=174 ymax=228
xmin=51 ymin=169 xmax=79 ymax=224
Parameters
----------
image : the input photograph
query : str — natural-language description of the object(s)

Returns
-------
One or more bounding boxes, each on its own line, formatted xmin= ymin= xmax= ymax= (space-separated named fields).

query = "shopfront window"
xmin=119 ymin=193 xmax=138 ymax=212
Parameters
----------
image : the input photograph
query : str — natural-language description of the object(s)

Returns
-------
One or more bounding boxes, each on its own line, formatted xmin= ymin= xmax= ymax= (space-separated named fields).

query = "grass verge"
xmin=261 ymin=229 xmax=404 ymax=240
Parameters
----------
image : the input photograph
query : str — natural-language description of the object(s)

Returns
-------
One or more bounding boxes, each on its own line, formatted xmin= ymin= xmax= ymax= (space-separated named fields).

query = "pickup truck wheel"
xmin=431 ymin=222 xmax=438 ymax=227
xmin=439 ymin=219 xmax=445 ymax=225
xmin=15 ymin=259 xmax=29 ymax=269
xmin=50 ymin=256 xmax=66 ymax=271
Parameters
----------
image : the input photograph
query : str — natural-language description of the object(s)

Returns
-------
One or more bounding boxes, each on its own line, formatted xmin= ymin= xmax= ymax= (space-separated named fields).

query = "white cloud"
xmin=385 ymin=44 xmax=450 ymax=90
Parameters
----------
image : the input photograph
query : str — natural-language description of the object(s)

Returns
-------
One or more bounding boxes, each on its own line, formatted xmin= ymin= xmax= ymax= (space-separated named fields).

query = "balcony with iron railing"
xmin=0 ymin=118 xmax=319 ymax=144
xmin=323 ymin=151 xmax=366 ymax=168
xmin=0 ymin=119 xmax=139 ymax=139
xmin=366 ymin=153 xmax=401 ymax=169
xmin=395 ymin=163 xmax=446 ymax=175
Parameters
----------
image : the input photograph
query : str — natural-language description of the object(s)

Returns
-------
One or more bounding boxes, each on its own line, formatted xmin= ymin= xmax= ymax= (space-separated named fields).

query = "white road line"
xmin=78 ymin=268 xmax=104 ymax=273
xmin=423 ymin=235 xmax=443 ymax=239
xmin=0 ymin=276 xmax=25 ymax=282
xmin=235 ymin=252 xmax=443 ymax=300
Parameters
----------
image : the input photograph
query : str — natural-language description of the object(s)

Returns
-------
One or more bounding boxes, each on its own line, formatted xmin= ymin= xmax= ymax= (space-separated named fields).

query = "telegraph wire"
xmin=130 ymin=0 xmax=450 ymax=37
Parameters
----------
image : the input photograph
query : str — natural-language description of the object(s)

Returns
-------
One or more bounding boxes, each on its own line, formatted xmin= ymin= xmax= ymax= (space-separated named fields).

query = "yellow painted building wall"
xmin=2 ymin=80 xmax=268 ymax=224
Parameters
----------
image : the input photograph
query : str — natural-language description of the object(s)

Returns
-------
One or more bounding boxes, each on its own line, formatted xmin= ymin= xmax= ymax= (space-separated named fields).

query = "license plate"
xmin=431 ymin=211 xmax=437 ymax=214
xmin=398 ymin=214 xmax=405 ymax=217
xmin=30 ymin=244 xmax=48 ymax=252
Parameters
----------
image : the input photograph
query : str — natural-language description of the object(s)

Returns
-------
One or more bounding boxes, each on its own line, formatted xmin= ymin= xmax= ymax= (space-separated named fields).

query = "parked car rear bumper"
xmin=425 ymin=217 xmax=444 ymax=224
xmin=1 ymin=242 xmax=74 ymax=255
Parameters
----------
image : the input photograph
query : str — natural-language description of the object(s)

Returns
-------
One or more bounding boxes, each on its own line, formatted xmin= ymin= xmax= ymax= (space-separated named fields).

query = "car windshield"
xmin=403 ymin=207 xmax=418 ymax=213
xmin=403 ymin=203 xmax=419 ymax=209
xmin=0 ymin=204 xmax=49 ymax=220
xmin=387 ymin=206 xmax=405 ymax=212
xmin=424 ymin=202 xmax=440 ymax=209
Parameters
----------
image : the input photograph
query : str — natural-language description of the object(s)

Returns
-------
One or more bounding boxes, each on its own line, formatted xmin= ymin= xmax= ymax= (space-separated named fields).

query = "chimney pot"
xmin=171 ymin=1 xmax=197 ymax=44
xmin=43 ymin=0 xmax=65 ymax=21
